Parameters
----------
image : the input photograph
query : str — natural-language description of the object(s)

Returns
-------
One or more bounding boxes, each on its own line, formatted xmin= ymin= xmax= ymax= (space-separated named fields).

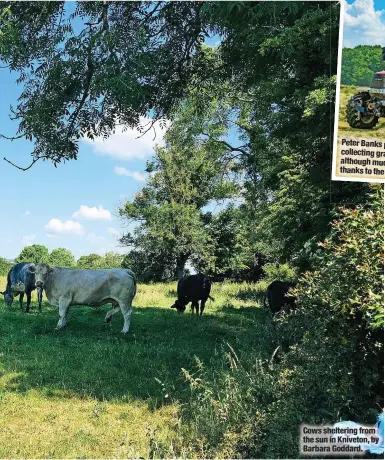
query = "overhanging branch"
xmin=202 ymin=132 xmax=249 ymax=156
xmin=0 ymin=133 xmax=25 ymax=141
xmin=3 ymin=156 xmax=47 ymax=171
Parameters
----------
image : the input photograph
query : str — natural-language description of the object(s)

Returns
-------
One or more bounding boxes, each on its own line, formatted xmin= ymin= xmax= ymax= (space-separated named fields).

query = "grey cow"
xmin=1 ymin=262 xmax=43 ymax=312
xmin=28 ymin=263 xmax=136 ymax=333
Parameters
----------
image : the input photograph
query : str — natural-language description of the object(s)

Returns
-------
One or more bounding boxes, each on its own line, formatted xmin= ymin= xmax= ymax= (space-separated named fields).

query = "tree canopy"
xmin=341 ymin=45 xmax=384 ymax=87
xmin=2 ymin=1 xmax=373 ymax=274
xmin=49 ymin=247 xmax=76 ymax=267
xmin=15 ymin=244 xmax=50 ymax=264
xmin=1 ymin=1 xmax=339 ymax=171
xmin=9 ymin=247 xmax=122 ymax=270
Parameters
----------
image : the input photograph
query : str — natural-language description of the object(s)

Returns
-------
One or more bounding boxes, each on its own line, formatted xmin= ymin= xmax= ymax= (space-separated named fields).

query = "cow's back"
xmin=177 ymin=274 xmax=211 ymax=302
xmin=47 ymin=267 xmax=136 ymax=306
xmin=7 ymin=263 xmax=35 ymax=293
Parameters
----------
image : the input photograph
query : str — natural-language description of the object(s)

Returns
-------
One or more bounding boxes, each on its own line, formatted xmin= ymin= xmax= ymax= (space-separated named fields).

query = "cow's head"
xmin=171 ymin=298 xmax=187 ymax=313
xmin=1 ymin=291 xmax=14 ymax=306
xmin=28 ymin=263 xmax=54 ymax=288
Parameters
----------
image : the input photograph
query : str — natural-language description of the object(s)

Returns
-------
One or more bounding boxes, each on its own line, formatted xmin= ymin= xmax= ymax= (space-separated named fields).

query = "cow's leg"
xmin=26 ymin=291 xmax=32 ymax=313
xmin=192 ymin=301 xmax=199 ymax=315
xmin=190 ymin=303 xmax=194 ymax=314
xmin=104 ymin=306 xmax=120 ymax=323
xmin=37 ymin=289 xmax=43 ymax=313
xmin=120 ymin=303 xmax=133 ymax=334
xmin=56 ymin=299 xmax=70 ymax=329
xmin=200 ymin=300 xmax=206 ymax=316
xmin=19 ymin=293 xmax=24 ymax=311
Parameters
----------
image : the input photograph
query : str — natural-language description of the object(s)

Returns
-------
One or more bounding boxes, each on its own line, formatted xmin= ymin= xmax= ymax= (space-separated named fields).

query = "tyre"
xmin=346 ymin=98 xmax=379 ymax=129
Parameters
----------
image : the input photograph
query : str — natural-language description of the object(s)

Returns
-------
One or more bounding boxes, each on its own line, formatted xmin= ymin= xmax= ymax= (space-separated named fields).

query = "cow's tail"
xmin=208 ymin=295 xmax=215 ymax=302
xmin=126 ymin=269 xmax=137 ymax=298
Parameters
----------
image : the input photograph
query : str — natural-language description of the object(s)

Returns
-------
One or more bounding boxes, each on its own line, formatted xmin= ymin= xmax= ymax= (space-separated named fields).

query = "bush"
xmin=0 ymin=257 xmax=13 ymax=276
xmin=262 ymin=262 xmax=297 ymax=283
xmin=175 ymin=187 xmax=384 ymax=458
xmin=256 ymin=186 xmax=384 ymax=457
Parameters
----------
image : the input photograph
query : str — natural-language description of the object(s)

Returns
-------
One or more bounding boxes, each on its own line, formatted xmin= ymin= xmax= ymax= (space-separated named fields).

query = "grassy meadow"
xmin=338 ymin=85 xmax=385 ymax=138
xmin=0 ymin=276 xmax=272 ymax=458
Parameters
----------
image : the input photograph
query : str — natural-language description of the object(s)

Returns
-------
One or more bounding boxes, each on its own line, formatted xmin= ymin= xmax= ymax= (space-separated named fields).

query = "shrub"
xmin=256 ymin=186 xmax=384 ymax=457
xmin=262 ymin=262 xmax=297 ymax=283
xmin=0 ymin=257 xmax=13 ymax=276
xmin=176 ymin=187 xmax=384 ymax=458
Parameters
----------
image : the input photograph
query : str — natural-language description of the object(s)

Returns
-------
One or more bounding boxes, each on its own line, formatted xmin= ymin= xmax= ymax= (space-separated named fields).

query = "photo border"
xmin=332 ymin=0 xmax=385 ymax=183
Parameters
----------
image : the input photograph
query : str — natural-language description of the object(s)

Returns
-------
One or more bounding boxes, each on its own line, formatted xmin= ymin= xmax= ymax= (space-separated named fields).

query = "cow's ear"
xmin=170 ymin=304 xmax=176 ymax=308
xmin=28 ymin=265 xmax=36 ymax=273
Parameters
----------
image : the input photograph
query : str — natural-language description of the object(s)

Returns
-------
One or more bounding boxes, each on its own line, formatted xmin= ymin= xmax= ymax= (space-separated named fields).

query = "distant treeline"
xmin=341 ymin=45 xmax=384 ymax=86
xmin=0 ymin=245 xmax=123 ymax=275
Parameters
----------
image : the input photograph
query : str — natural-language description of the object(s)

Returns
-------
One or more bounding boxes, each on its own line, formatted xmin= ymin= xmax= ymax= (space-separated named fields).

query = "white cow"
xmin=28 ymin=263 xmax=136 ymax=334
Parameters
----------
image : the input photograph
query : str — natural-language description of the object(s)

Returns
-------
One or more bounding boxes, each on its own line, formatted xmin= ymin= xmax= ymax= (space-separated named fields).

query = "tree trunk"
xmin=174 ymin=254 xmax=189 ymax=280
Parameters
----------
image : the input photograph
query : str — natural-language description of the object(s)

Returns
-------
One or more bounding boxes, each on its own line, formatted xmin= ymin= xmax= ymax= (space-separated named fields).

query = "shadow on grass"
xmin=230 ymin=286 xmax=266 ymax=304
xmin=0 ymin=299 xmax=275 ymax=406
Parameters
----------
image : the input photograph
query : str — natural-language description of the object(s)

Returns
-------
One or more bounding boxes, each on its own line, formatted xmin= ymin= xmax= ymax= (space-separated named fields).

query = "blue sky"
xmin=0 ymin=66 xmax=158 ymax=260
xmin=0 ymin=7 xmax=224 ymax=261
xmin=343 ymin=0 xmax=385 ymax=47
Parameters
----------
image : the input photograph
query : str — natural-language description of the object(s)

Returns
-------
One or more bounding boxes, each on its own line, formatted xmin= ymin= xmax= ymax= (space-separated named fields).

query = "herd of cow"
xmin=0 ymin=262 xmax=297 ymax=333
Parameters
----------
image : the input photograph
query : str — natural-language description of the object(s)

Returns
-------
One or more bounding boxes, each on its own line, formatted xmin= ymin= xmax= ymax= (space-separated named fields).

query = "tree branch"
xmin=85 ymin=1 xmax=109 ymax=29
xmin=0 ymin=133 xmax=25 ymax=141
xmin=68 ymin=2 xmax=109 ymax=139
xmin=135 ymin=119 xmax=158 ymax=140
xmin=202 ymin=132 xmax=249 ymax=156
xmin=143 ymin=2 xmax=162 ymax=23
xmin=66 ymin=38 xmax=95 ymax=138
xmin=3 ymin=156 xmax=46 ymax=171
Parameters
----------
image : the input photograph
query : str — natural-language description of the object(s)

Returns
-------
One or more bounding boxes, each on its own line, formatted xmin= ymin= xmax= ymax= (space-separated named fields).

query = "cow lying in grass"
xmin=1 ymin=262 xmax=43 ymax=313
xmin=171 ymin=273 xmax=214 ymax=316
xmin=28 ymin=263 xmax=136 ymax=334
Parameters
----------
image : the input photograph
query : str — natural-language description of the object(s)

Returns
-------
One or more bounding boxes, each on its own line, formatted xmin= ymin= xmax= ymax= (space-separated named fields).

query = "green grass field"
xmin=338 ymin=85 xmax=385 ymax=138
xmin=0 ymin=277 xmax=272 ymax=458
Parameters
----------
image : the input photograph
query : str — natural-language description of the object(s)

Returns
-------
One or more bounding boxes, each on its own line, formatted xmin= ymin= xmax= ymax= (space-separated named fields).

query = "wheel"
xmin=346 ymin=99 xmax=379 ymax=129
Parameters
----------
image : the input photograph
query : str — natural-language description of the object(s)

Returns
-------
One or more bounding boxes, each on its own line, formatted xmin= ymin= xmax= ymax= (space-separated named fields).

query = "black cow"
xmin=1 ymin=262 xmax=43 ymax=312
xmin=171 ymin=274 xmax=214 ymax=316
xmin=264 ymin=280 xmax=297 ymax=315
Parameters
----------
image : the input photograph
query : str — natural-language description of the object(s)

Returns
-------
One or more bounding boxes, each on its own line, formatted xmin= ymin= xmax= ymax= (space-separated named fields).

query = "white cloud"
xmin=22 ymin=233 xmax=36 ymax=245
xmin=85 ymin=233 xmax=106 ymax=244
xmin=45 ymin=219 xmax=85 ymax=235
xmin=113 ymin=166 xmax=146 ymax=181
xmin=108 ymin=227 xmax=120 ymax=237
xmin=24 ymin=210 xmax=31 ymax=216
xmin=72 ymin=205 xmax=112 ymax=221
xmin=82 ymin=116 xmax=169 ymax=160
xmin=344 ymin=0 xmax=385 ymax=47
